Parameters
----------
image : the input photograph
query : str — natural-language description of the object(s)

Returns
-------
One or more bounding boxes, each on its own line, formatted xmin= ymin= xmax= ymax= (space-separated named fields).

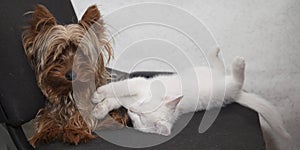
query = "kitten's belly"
xmin=174 ymin=67 xmax=214 ymax=114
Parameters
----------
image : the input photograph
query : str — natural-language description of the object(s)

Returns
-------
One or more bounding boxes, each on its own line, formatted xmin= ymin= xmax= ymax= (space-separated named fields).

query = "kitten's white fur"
xmin=92 ymin=48 xmax=290 ymax=139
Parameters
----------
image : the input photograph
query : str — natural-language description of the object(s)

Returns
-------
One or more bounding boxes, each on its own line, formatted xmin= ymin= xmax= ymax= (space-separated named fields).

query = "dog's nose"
xmin=65 ymin=71 xmax=76 ymax=81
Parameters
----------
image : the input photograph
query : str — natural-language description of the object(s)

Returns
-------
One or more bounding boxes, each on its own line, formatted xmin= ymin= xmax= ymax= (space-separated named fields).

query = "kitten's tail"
xmin=236 ymin=91 xmax=291 ymax=140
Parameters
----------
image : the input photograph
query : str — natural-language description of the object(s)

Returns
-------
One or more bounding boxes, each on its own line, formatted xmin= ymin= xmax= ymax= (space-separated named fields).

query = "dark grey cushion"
xmin=36 ymin=104 xmax=265 ymax=150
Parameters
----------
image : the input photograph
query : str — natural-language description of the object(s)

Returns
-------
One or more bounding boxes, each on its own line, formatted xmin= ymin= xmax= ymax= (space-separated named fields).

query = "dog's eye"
xmin=55 ymin=56 xmax=64 ymax=63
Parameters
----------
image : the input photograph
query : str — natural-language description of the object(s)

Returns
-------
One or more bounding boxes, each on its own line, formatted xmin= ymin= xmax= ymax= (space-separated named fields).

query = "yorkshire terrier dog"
xmin=22 ymin=5 xmax=130 ymax=146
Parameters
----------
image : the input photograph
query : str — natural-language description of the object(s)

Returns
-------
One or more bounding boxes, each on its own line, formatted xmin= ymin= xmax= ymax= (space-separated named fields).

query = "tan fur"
xmin=22 ymin=5 xmax=128 ymax=146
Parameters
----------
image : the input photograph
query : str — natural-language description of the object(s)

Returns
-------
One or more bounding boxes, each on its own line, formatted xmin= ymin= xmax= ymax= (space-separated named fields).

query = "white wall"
xmin=71 ymin=0 xmax=300 ymax=149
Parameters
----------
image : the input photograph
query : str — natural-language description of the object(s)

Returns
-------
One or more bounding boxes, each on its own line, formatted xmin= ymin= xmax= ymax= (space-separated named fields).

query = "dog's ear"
xmin=79 ymin=5 xmax=103 ymax=28
xmin=78 ymin=5 xmax=112 ymax=84
xmin=30 ymin=4 xmax=57 ymax=33
xmin=22 ymin=5 xmax=56 ymax=68
xmin=78 ymin=5 xmax=112 ymax=76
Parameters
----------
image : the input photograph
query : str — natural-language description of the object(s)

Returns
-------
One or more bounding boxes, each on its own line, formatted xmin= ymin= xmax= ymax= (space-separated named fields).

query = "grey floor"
xmin=70 ymin=0 xmax=300 ymax=150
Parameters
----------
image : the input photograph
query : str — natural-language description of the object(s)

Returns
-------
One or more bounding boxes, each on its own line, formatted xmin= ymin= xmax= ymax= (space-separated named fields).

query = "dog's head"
xmin=22 ymin=5 xmax=112 ymax=104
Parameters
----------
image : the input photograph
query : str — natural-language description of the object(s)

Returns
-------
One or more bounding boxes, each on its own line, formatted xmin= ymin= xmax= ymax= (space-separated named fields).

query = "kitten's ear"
xmin=165 ymin=95 xmax=183 ymax=110
xmin=30 ymin=5 xmax=56 ymax=33
xmin=156 ymin=121 xmax=171 ymax=136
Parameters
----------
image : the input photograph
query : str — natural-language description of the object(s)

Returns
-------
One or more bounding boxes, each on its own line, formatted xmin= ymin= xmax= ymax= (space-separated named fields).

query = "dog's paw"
xmin=92 ymin=102 xmax=109 ymax=119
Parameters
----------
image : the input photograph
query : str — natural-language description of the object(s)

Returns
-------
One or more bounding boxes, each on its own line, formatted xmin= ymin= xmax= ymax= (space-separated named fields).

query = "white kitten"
xmin=92 ymin=48 xmax=290 ymax=139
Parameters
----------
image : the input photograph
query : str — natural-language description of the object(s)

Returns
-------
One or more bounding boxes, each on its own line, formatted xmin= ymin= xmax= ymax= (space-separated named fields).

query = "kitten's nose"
xmin=65 ymin=71 xmax=76 ymax=81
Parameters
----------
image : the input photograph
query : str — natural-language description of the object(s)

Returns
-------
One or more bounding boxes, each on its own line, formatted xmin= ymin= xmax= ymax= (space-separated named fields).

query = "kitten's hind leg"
xmin=232 ymin=56 xmax=245 ymax=85
xmin=207 ymin=47 xmax=225 ymax=74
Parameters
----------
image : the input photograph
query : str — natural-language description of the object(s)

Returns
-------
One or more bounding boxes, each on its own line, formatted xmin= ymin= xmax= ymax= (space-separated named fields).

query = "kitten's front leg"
xmin=92 ymin=96 xmax=141 ymax=120
xmin=92 ymin=77 xmax=148 ymax=103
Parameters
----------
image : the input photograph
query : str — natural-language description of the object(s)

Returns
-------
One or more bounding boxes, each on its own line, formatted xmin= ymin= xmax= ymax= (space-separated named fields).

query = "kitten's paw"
xmin=91 ymin=92 xmax=105 ymax=103
xmin=91 ymin=85 xmax=112 ymax=103
xmin=92 ymin=102 xmax=109 ymax=119
xmin=232 ymin=56 xmax=245 ymax=71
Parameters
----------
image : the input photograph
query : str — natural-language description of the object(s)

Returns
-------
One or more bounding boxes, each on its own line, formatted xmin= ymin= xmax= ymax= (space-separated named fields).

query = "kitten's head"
xmin=127 ymin=96 xmax=183 ymax=136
